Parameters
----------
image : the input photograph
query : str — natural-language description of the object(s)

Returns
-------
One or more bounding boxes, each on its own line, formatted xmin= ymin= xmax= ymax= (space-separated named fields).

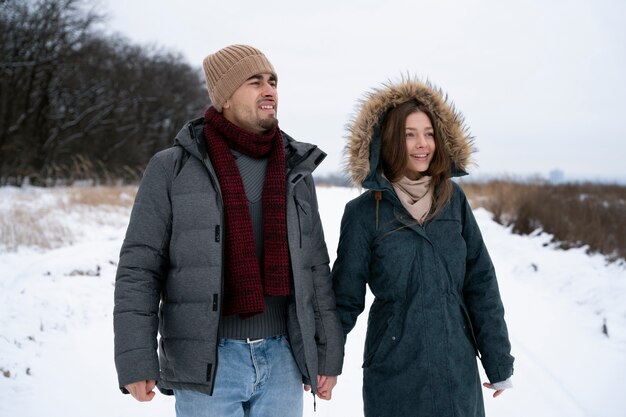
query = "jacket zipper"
xmin=293 ymin=195 xmax=307 ymax=248
xmin=191 ymin=123 xmax=225 ymax=396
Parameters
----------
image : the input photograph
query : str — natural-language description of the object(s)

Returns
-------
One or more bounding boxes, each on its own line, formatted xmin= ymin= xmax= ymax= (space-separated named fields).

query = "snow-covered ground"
xmin=1 ymin=185 xmax=624 ymax=417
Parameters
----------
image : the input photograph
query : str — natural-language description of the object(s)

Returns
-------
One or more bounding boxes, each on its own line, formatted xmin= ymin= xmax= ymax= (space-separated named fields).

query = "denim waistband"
xmin=220 ymin=334 xmax=287 ymax=344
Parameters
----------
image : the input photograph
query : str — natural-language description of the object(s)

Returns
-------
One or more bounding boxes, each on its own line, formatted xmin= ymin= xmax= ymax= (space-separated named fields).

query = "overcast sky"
xmin=102 ymin=0 xmax=625 ymax=182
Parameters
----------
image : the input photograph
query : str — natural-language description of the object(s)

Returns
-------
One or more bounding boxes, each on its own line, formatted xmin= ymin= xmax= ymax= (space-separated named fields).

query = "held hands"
xmin=304 ymin=375 xmax=338 ymax=400
xmin=125 ymin=379 xmax=157 ymax=402
xmin=316 ymin=375 xmax=338 ymax=400
xmin=482 ymin=382 xmax=505 ymax=398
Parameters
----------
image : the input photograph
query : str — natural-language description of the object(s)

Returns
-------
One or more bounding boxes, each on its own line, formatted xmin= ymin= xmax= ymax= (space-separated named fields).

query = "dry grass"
xmin=64 ymin=185 xmax=137 ymax=208
xmin=461 ymin=179 xmax=626 ymax=262
xmin=0 ymin=185 xmax=137 ymax=251
xmin=3 ymin=182 xmax=625 ymax=263
xmin=1 ymin=206 xmax=73 ymax=250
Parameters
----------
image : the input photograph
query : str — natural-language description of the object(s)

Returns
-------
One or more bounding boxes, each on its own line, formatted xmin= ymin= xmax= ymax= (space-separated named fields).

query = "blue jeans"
xmin=174 ymin=336 xmax=303 ymax=417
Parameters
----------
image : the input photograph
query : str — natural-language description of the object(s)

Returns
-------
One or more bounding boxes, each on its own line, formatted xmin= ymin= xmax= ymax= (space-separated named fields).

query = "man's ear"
xmin=222 ymin=99 xmax=230 ymax=110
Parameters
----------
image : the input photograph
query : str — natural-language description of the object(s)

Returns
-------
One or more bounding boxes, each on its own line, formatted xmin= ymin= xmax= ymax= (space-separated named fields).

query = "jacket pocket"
xmin=460 ymin=303 xmax=479 ymax=357
xmin=362 ymin=307 xmax=397 ymax=368
xmin=293 ymin=196 xmax=312 ymax=248
xmin=286 ymin=302 xmax=310 ymax=384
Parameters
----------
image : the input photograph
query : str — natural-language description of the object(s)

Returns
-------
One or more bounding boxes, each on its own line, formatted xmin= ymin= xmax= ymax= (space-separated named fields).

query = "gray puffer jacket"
xmin=113 ymin=117 xmax=344 ymax=395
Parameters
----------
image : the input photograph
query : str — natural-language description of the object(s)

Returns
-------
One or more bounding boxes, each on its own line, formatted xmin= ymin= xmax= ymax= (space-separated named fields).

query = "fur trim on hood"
xmin=345 ymin=77 xmax=475 ymax=187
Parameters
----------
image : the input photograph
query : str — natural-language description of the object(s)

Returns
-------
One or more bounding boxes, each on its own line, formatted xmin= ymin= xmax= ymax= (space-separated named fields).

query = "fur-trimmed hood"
xmin=345 ymin=78 xmax=475 ymax=188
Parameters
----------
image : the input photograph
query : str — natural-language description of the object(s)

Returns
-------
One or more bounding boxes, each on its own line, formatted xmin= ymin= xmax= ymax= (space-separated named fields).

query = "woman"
xmin=331 ymin=78 xmax=514 ymax=417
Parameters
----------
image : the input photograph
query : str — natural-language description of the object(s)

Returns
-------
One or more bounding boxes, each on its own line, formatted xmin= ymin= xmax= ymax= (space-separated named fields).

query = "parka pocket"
xmin=459 ymin=304 xmax=479 ymax=357
xmin=362 ymin=307 xmax=398 ymax=368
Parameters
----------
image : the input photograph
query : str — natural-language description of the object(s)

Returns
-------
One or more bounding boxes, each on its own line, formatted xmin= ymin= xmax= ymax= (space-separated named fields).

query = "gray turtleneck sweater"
xmin=217 ymin=150 xmax=289 ymax=339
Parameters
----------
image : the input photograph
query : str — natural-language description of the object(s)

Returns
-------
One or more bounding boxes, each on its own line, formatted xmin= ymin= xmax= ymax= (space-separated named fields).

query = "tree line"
xmin=0 ymin=0 xmax=208 ymax=186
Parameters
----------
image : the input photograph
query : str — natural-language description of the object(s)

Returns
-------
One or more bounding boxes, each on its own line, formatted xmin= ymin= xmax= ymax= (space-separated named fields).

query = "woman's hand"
xmin=482 ymin=382 xmax=505 ymax=398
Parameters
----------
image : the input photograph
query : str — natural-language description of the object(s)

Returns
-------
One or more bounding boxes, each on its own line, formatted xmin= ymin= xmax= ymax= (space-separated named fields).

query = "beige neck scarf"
xmin=392 ymin=176 xmax=433 ymax=225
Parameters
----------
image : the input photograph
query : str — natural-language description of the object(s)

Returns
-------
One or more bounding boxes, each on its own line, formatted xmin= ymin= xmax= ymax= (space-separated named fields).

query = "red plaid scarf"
xmin=203 ymin=106 xmax=290 ymax=317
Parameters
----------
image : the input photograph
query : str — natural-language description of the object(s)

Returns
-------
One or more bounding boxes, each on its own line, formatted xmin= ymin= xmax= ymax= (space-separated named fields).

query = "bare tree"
xmin=0 ymin=0 xmax=207 ymax=186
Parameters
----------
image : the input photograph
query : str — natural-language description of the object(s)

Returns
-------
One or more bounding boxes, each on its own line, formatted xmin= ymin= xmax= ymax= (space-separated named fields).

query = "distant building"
xmin=549 ymin=169 xmax=565 ymax=184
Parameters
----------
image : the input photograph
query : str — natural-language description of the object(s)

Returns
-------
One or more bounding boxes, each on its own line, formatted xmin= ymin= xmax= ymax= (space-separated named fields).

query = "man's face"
xmin=222 ymin=73 xmax=278 ymax=134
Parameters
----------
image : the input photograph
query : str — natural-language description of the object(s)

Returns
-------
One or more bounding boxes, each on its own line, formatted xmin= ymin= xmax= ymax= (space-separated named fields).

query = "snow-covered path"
xmin=1 ymin=186 xmax=624 ymax=416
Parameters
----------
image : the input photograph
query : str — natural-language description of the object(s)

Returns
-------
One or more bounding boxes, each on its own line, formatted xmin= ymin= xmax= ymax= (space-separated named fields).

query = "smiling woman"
xmin=403 ymin=111 xmax=435 ymax=179
xmin=331 ymin=78 xmax=514 ymax=417
xmin=379 ymin=99 xmax=455 ymax=224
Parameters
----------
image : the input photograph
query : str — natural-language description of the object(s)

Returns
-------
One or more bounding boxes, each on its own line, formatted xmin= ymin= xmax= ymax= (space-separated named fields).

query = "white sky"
xmin=100 ymin=0 xmax=626 ymax=181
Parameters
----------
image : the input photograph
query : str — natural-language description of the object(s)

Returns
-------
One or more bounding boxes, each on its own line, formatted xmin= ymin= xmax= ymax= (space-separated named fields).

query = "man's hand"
xmin=304 ymin=375 xmax=338 ymax=400
xmin=125 ymin=379 xmax=157 ymax=402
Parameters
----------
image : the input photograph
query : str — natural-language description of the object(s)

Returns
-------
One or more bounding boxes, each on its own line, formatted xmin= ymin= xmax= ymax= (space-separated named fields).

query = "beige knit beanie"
xmin=202 ymin=45 xmax=277 ymax=112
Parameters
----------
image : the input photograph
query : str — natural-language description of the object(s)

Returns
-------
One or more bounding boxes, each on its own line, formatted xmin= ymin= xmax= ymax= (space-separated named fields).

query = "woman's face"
xmin=404 ymin=111 xmax=436 ymax=180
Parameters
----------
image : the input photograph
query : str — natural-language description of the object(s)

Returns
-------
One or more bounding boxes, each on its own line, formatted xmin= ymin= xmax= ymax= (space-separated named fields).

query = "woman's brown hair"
xmin=380 ymin=100 xmax=453 ymax=220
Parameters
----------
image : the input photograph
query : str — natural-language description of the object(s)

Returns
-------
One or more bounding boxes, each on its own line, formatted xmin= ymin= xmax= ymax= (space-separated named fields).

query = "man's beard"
xmin=258 ymin=116 xmax=279 ymax=132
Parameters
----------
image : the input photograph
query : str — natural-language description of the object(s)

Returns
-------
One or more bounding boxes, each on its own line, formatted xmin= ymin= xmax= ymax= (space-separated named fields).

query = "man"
xmin=114 ymin=44 xmax=343 ymax=417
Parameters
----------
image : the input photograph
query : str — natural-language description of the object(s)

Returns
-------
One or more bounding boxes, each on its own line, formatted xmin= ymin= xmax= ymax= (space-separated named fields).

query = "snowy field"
xmin=1 ymin=185 xmax=625 ymax=417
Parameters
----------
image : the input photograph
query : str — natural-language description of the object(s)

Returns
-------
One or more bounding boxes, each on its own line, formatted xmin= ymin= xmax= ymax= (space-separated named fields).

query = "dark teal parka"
xmin=331 ymin=79 xmax=514 ymax=417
